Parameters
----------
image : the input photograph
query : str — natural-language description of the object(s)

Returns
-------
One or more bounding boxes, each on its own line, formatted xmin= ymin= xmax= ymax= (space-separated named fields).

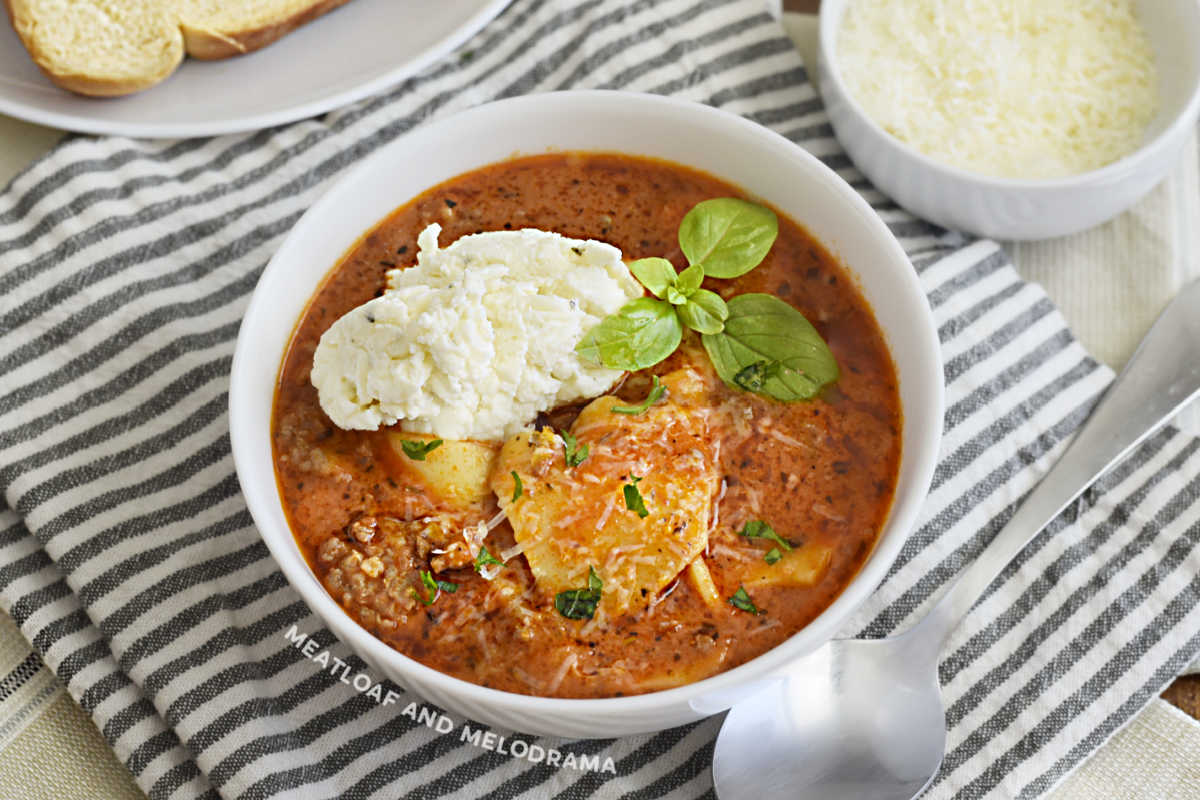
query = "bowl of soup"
xmin=229 ymin=90 xmax=944 ymax=738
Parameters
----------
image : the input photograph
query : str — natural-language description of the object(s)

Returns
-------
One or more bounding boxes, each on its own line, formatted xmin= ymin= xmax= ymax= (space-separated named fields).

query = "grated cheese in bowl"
xmin=836 ymin=0 xmax=1159 ymax=179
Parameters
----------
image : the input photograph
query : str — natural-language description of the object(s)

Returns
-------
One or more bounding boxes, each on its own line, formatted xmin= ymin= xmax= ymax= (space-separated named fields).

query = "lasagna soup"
xmin=272 ymin=153 xmax=901 ymax=698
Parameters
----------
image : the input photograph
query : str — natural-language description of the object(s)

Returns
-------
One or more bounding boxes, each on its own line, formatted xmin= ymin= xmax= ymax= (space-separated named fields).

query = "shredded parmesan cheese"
xmin=710 ymin=543 xmax=755 ymax=562
xmin=647 ymin=579 xmax=680 ymax=615
xmin=812 ymin=502 xmax=847 ymax=523
xmin=461 ymin=520 xmax=486 ymax=556
xmin=763 ymin=425 xmax=815 ymax=452
xmin=547 ymin=652 xmax=578 ymax=694
xmin=499 ymin=541 xmax=526 ymax=562
xmin=750 ymin=618 xmax=783 ymax=636
xmin=837 ymin=0 xmax=1158 ymax=178
xmin=594 ymin=495 xmax=617 ymax=532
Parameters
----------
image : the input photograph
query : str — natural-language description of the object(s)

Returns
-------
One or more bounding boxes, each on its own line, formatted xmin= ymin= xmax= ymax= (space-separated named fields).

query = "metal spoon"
xmin=712 ymin=277 xmax=1200 ymax=800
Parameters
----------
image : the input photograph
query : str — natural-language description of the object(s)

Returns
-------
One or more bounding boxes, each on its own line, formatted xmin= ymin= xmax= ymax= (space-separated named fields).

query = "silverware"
xmin=712 ymin=278 xmax=1200 ymax=800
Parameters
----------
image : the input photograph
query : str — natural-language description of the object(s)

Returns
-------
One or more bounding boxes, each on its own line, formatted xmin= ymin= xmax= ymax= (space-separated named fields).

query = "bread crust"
xmin=182 ymin=0 xmax=355 ymax=60
xmin=6 ymin=0 xmax=355 ymax=97
xmin=25 ymin=69 xmax=173 ymax=98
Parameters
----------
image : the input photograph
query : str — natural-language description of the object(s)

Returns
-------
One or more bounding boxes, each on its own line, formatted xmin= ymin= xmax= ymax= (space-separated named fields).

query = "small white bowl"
xmin=229 ymin=90 xmax=944 ymax=738
xmin=818 ymin=0 xmax=1200 ymax=241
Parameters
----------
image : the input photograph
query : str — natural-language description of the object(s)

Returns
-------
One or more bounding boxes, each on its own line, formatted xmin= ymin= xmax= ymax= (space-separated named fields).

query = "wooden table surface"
xmin=784 ymin=0 xmax=1200 ymax=723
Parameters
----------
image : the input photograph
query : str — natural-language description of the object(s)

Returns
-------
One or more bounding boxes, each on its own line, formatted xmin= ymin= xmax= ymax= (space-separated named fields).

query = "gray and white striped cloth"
xmin=1 ymin=1 xmax=1198 ymax=798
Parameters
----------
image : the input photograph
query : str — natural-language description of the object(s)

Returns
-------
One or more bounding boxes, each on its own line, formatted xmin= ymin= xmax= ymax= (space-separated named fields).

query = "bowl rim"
xmin=817 ymin=0 xmax=1200 ymax=190
xmin=229 ymin=89 xmax=944 ymax=721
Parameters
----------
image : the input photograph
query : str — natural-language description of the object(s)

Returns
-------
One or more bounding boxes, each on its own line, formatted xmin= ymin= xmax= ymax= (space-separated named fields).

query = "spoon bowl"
xmin=714 ymin=631 xmax=944 ymax=800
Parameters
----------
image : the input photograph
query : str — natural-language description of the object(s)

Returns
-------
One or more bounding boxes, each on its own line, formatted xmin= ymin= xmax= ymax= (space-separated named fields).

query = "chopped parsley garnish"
xmin=561 ymin=429 xmax=589 ymax=467
xmin=414 ymin=570 xmax=458 ymax=605
xmin=611 ymin=375 xmax=666 ymax=415
xmin=474 ymin=545 xmax=504 ymax=572
xmin=733 ymin=359 xmax=781 ymax=392
xmin=764 ymin=547 xmax=783 ymax=565
xmin=510 ymin=470 xmax=524 ymax=502
xmin=623 ymin=476 xmax=648 ymax=518
xmin=555 ymin=566 xmax=603 ymax=620
xmin=738 ymin=520 xmax=793 ymax=552
xmin=400 ymin=439 xmax=443 ymax=461
xmin=728 ymin=585 xmax=762 ymax=614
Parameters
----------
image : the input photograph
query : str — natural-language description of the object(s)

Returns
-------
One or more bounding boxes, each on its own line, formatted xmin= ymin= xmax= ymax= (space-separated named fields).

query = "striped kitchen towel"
xmin=1 ymin=0 xmax=1198 ymax=798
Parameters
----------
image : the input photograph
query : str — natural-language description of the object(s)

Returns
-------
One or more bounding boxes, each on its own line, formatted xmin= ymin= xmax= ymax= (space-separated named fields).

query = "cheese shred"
xmin=837 ymin=0 xmax=1158 ymax=178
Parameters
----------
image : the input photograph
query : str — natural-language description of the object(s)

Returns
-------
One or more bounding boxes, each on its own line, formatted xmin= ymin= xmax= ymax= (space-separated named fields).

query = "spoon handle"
xmin=923 ymin=278 xmax=1200 ymax=648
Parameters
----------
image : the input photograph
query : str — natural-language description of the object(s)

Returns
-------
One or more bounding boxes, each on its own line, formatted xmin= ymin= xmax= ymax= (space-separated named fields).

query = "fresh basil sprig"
xmin=676 ymin=289 xmax=728 ymax=335
xmin=630 ymin=258 xmax=678 ymax=298
xmin=575 ymin=297 xmax=681 ymax=371
xmin=576 ymin=197 xmax=838 ymax=403
xmin=679 ymin=198 xmax=779 ymax=279
xmin=702 ymin=294 xmax=840 ymax=402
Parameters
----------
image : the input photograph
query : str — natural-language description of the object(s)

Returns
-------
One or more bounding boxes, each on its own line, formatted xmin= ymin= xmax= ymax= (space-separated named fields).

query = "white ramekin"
xmin=229 ymin=90 xmax=944 ymax=737
xmin=818 ymin=0 xmax=1200 ymax=241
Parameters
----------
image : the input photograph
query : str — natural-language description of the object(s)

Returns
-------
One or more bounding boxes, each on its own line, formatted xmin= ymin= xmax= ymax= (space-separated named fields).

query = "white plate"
xmin=0 ymin=0 xmax=512 ymax=138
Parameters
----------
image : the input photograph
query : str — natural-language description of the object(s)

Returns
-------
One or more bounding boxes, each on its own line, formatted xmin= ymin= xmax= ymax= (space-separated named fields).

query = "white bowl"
xmin=229 ymin=90 xmax=944 ymax=738
xmin=818 ymin=0 xmax=1200 ymax=241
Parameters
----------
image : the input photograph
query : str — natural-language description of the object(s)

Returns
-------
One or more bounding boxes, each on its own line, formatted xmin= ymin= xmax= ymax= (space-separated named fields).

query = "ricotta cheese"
xmin=837 ymin=0 xmax=1158 ymax=179
xmin=311 ymin=224 xmax=642 ymax=441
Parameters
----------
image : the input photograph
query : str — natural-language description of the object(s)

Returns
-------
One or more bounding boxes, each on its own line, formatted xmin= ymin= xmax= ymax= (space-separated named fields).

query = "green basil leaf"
xmin=623 ymin=475 xmax=648 ymax=518
xmin=415 ymin=570 xmax=447 ymax=605
xmin=400 ymin=439 xmax=443 ymax=461
xmin=728 ymin=585 xmax=762 ymax=615
xmin=701 ymin=294 xmax=839 ymax=401
xmin=666 ymin=286 xmax=688 ymax=306
xmin=555 ymin=566 xmax=603 ymax=620
xmin=611 ymin=375 xmax=665 ymax=415
xmin=764 ymin=547 xmax=783 ymax=565
xmin=675 ymin=263 xmax=705 ymax=296
xmin=560 ymin=430 xmax=589 ymax=468
xmin=576 ymin=297 xmax=683 ymax=371
xmin=677 ymin=288 xmax=729 ymax=335
xmin=420 ymin=570 xmax=438 ymax=592
xmin=475 ymin=544 xmax=504 ymax=571
xmin=630 ymin=257 xmax=678 ymax=299
xmin=510 ymin=471 xmax=523 ymax=503
xmin=678 ymin=198 xmax=778 ymax=279
xmin=738 ymin=519 xmax=793 ymax=552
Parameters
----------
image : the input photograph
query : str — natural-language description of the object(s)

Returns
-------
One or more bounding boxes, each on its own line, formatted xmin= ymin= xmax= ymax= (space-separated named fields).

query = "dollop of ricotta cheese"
xmin=310 ymin=223 xmax=642 ymax=440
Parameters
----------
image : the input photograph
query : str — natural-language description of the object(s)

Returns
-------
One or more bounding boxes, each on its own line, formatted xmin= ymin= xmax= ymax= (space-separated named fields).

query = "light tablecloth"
xmin=2 ymin=6 xmax=1200 ymax=800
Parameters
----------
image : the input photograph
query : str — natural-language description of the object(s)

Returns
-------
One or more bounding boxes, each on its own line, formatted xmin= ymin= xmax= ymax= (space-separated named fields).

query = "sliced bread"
xmin=179 ymin=0 xmax=355 ymax=60
xmin=5 ymin=0 xmax=355 ymax=97
xmin=6 ymin=0 xmax=184 ymax=97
